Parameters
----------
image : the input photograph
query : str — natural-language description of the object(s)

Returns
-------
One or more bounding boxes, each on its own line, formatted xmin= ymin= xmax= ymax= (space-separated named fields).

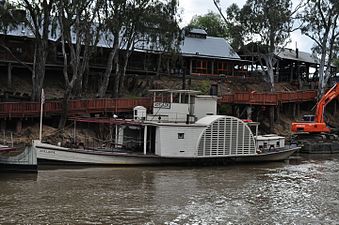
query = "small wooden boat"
xmin=0 ymin=144 xmax=38 ymax=172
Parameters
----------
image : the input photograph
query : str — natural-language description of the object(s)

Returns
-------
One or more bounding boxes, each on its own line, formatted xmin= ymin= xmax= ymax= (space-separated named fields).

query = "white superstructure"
xmin=148 ymin=89 xmax=218 ymax=122
xmin=35 ymin=89 xmax=298 ymax=165
xmin=150 ymin=115 xmax=256 ymax=158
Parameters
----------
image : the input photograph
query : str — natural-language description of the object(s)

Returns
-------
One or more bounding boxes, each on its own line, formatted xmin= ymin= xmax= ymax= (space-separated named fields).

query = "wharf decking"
xmin=220 ymin=90 xmax=317 ymax=105
xmin=0 ymin=90 xmax=317 ymax=119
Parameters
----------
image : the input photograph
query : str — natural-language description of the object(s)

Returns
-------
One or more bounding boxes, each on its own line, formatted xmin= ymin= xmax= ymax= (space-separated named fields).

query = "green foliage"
xmin=103 ymin=0 xmax=180 ymax=52
xmin=218 ymin=104 xmax=232 ymax=115
xmin=0 ymin=1 xmax=18 ymax=33
xmin=187 ymin=11 xmax=227 ymax=38
xmin=220 ymin=0 xmax=295 ymax=91
xmin=300 ymin=0 xmax=339 ymax=96
xmin=227 ymin=0 xmax=293 ymax=53
xmin=334 ymin=58 xmax=339 ymax=72
xmin=190 ymin=80 xmax=211 ymax=95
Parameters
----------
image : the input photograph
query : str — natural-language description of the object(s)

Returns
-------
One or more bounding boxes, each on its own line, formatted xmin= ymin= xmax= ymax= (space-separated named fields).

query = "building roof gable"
xmin=180 ymin=36 xmax=240 ymax=60
xmin=275 ymin=48 xmax=320 ymax=64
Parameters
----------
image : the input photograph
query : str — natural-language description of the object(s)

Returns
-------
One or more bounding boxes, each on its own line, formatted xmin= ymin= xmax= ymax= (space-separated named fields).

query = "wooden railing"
xmin=0 ymin=97 xmax=152 ymax=118
xmin=0 ymin=90 xmax=318 ymax=118
xmin=220 ymin=90 xmax=317 ymax=105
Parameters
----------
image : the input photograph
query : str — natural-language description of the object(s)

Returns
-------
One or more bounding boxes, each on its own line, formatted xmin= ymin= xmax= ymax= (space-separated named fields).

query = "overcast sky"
xmin=178 ymin=0 xmax=314 ymax=53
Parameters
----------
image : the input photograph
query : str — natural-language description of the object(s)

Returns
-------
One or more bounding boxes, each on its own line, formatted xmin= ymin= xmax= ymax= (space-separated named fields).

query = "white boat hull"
xmin=35 ymin=141 xmax=186 ymax=165
xmin=34 ymin=141 xmax=299 ymax=166
xmin=0 ymin=145 xmax=37 ymax=172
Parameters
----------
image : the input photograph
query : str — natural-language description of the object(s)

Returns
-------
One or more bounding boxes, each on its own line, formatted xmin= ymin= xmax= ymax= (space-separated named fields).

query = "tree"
xmin=57 ymin=0 xmax=102 ymax=128
xmin=97 ymin=0 xmax=180 ymax=98
xmin=214 ymin=0 xmax=298 ymax=91
xmin=96 ymin=0 xmax=127 ymax=98
xmin=300 ymin=0 xmax=339 ymax=97
xmin=118 ymin=0 xmax=180 ymax=95
xmin=0 ymin=0 xmax=56 ymax=101
xmin=20 ymin=0 xmax=56 ymax=101
xmin=0 ymin=1 xmax=17 ymax=33
xmin=187 ymin=11 xmax=227 ymax=38
xmin=0 ymin=1 xmax=30 ymax=72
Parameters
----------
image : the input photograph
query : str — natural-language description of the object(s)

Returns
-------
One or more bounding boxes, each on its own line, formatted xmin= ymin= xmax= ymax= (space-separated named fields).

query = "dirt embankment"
xmin=2 ymin=74 xmax=339 ymax=144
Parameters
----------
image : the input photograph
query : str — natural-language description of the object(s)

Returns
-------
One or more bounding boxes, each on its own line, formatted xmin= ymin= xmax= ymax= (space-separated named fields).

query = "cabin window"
xmin=276 ymin=141 xmax=280 ymax=147
xmin=178 ymin=133 xmax=185 ymax=139
xmin=263 ymin=142 xmax=267 ymax=148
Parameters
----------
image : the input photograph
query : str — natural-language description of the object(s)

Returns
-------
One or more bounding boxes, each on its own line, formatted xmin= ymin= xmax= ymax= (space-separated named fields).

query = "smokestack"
xmin=295 ymin=42 xmax=299 ymax=58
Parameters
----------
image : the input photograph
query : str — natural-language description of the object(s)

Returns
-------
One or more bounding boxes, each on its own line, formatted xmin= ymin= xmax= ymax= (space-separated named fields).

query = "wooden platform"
xmin=0 ymin=90 xmax=318 ymax=119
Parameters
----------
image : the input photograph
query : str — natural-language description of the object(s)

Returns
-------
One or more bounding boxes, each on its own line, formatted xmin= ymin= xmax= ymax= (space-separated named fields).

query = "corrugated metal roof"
xmin=180 ymin=36 xmax=240 ymax=60
xmin=2 ymin=24 xmax=240 ymax=60
xmin=275 ymin=48 xmax=320 ymax=64
xmin=1 ymin=23 xmax=113 ymax=48
xmin=189 ymin=28 xmax=207 ymax=35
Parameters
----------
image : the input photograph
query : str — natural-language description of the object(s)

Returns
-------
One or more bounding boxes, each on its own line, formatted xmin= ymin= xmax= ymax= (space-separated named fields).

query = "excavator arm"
xmin=291 ymin=82 xmax=339 ymax=133
xmin=314 ymin=82 xmax=339 ymax=123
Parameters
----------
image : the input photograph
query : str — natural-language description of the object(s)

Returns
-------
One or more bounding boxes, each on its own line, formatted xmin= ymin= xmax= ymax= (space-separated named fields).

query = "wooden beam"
xmin=7 ymin=62 xmax=12 ymax=88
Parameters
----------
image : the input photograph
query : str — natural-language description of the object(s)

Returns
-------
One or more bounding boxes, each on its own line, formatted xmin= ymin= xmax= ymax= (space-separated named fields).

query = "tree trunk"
xmin=263 ymin=54 xmax=275 ymax=92
xmin=31 ymin=41 xmax=47 ymax=101
xmin=97 ymin=39 xmax=119 ymax=98
xmin=118 ymin=51 xmax=131 ymax=95
xmin=7 ymin=63 xmax=12 ymax=88
xmin=156 ymin=53 xmax=162 ymax=77
xmin=112 ymin=55 xmax=120 ymax=98
xmin=58 ymin=87 xmax=72 ymax=129
xmin=83 ymin=65 xmax=89 ymax=92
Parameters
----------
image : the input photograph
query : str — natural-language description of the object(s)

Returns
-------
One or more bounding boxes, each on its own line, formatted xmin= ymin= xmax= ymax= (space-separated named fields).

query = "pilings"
xmin=16 ymin=119 xmax=22 ymax=133
xmin=0 ymin=120 xmax=6 ymax=132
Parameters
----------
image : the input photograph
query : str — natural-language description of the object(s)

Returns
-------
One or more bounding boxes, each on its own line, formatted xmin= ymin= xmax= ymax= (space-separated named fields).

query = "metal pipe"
xmin=143 ymin=125 xmax=147 ymax=155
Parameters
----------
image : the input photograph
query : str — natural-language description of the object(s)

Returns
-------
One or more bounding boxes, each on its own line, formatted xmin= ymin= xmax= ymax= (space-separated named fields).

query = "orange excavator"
xmin=291 ymin=82 xmax=339 ymax=134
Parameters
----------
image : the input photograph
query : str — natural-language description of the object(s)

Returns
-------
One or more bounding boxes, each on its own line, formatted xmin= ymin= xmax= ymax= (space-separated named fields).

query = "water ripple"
xmin=0 ymin=156 xmax=339 ymax=224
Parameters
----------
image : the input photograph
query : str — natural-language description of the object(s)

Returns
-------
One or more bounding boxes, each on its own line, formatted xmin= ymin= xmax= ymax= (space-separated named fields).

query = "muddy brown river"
xmin=0 ymin=154 xmax=339 ymax=224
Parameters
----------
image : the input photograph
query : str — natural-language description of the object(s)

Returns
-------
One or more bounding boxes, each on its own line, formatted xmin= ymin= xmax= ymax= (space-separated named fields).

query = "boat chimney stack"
xmin=295 ymin=42 xmax=299 ymax=58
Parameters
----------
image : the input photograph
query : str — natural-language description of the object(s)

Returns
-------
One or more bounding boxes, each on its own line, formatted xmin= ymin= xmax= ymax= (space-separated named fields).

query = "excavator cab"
xmin=302 ymin=115 xmax=315 ymax=122
xmin=291 ymin=82 xmax=338 ymax=134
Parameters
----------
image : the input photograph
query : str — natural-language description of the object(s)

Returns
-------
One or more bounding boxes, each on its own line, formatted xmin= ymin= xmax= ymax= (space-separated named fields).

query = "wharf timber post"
xmin=0 ymin=120 xmax=6 ymax=132
xmin=7 ymin=63 xmax=12 ymax=88
xmin=16 ymin=119 xmax=22 ymax=133
xmin=269 ymin=106 xmax=275 ymax=129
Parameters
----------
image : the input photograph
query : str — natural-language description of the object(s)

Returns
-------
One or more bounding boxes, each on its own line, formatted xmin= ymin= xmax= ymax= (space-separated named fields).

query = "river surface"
xmin=1 ymin=154 xmax=339 ymax=225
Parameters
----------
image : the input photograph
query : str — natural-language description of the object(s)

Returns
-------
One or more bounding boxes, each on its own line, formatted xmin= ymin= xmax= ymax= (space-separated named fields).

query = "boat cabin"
xmin=147 ymin=89 xmax=219 ymax=123
xmin=255 ymin=134 xmax=285 ymax=151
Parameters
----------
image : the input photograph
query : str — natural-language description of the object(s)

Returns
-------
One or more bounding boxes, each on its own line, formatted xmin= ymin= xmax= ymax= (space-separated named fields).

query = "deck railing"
xmin=0 ymin=90 xmax=318 ymax=118
xmin=0 ymin=97 xmax=153 ymax=118
xmin=219 ymin=90 xmax=317 ymax=105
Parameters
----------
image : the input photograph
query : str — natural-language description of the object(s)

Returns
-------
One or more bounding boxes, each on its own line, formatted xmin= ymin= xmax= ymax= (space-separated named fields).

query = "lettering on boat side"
xmin=153 ymin=102 xmax=171 ymax=109
xmin=39 ymin=149 xmax=56 ymax=154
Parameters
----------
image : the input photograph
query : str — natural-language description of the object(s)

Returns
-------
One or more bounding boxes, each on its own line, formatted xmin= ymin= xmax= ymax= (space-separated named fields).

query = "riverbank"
xmin=1 ymin=74 xmax=338 ymax=145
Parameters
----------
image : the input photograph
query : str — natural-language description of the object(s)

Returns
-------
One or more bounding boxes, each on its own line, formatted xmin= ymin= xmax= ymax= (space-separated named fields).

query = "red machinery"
xmin=291 ymin=82 xmax=339 ymax=133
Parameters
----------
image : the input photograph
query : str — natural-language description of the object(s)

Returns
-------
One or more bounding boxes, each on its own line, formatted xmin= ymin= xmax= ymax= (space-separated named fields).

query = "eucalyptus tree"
xmin=118 ymin=0 xmax=180 ymax=96
xmin=0 ymin=0 xmax=56 ymax=100
xmin=0 ymin=1 xmax=28 ymax=74
xmin=300 ymin=0 xmax=339 ymax=97
xmin=97 ymin=0 xmax=127 ymax=98
xmin=97 ymin=0 xmax=180 ymax=98
xmin=0 ymin=0 xmax=17 ymax=32
xmin=187 ymin=11 xmax=227 ymax=38
xmin=19 ymin=0 xmax=56 ymax=101
xmin=57 ymin=0 xmax=102 ymax=128
xmin=214 ymin=0 xmax=300 ymax=91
